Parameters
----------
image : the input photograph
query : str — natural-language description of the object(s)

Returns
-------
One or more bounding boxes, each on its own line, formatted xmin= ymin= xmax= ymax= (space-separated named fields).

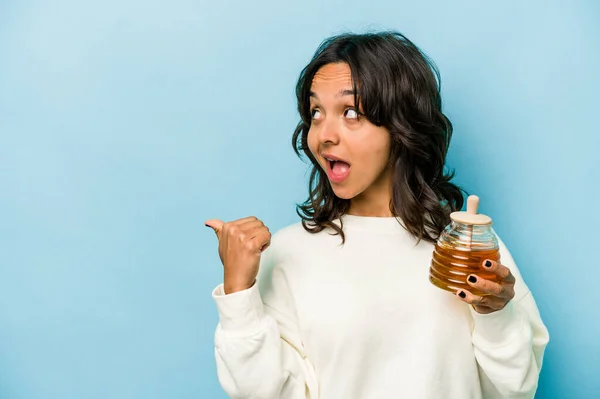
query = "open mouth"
xmin=323 ymin=154 xmax=351 ymax=182
xmin=328 ymin=159 xmax=350 ymax=174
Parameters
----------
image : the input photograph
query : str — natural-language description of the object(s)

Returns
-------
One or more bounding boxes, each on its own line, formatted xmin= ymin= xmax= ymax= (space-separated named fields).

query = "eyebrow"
xmin=309 ymin=89 xmax=356 ymax=100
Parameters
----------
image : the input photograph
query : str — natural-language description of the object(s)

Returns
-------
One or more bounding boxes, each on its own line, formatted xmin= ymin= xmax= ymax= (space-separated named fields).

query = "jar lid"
xmin=450 ymin=195 xmax=492 ymax=225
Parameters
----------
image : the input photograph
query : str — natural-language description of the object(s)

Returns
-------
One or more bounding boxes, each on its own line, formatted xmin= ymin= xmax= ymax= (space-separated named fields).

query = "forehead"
xmin=311 ymin=63 xmax=353 ymax=93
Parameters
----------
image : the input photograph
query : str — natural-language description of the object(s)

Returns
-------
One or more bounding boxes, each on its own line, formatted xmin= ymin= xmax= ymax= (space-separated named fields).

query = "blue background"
xmin=1 ymin=1 xmax=598 ymax=398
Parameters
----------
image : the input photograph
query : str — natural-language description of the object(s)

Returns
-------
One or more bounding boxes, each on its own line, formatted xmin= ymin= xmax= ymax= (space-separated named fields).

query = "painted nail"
xmin=468 ymin=275 xmax=477 ymax=283
xmin=484 ymin=260 xmax=492 ymax=267
xmin=458 ymin=291 xmax=466 ymax=298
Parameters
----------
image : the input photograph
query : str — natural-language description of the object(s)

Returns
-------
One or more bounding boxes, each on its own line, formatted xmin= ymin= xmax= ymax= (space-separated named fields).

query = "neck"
xmin=347 ymin=167 xmax=394 ymax=217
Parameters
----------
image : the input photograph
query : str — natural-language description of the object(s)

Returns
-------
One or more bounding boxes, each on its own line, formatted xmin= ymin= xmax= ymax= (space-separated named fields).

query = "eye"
xmin=310 ymin=108 xmax=322 ymax=120
xmin=344 ymin=108 xmax=359 ymax=120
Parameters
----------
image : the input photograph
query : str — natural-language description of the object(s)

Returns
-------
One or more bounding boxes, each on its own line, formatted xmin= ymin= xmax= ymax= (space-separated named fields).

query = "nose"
xmin=316 ymin=117 xmax=340 ymax=145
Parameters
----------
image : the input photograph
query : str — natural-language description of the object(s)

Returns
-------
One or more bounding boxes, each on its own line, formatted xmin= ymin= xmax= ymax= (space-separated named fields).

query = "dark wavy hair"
xmin=292 ymin=31 xmax=466 ymax=244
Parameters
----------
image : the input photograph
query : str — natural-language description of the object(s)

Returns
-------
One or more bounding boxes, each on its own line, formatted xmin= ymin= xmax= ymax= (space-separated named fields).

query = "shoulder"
xmin=259 ymin=219 xmax=338 ymax=270
xmin=271 ymin=221 xmax=310 ymax=243
xmin=256 ymin=221 xmax=319 ymax=293
xmin=267 ymin=221 xmax=322 ymax=258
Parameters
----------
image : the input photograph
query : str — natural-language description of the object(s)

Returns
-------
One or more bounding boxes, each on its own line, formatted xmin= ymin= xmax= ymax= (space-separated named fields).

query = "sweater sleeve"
xmin=212 ymin=246 xmax=319 ymax=399
xmin=470 ymin=236 xmax=550 ymax=398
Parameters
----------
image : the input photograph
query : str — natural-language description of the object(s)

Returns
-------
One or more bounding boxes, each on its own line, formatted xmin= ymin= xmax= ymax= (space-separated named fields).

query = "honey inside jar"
xmin=429 ymin=243 xmax=500 ymax=296
xmin=428 ymin=195 xmax=500 ymax=297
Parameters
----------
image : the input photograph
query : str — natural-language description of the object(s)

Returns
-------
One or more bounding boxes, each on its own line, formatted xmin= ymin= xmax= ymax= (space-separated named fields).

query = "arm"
xmin=213 ymin=247 xmax=319 ymax=399
xmin=470 ymin=238 xmax=549 ymax=398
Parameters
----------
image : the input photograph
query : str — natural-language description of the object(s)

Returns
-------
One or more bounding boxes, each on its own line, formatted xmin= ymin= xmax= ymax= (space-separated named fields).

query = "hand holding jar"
xmin=429 ymin=195 xmax=516 ymax=314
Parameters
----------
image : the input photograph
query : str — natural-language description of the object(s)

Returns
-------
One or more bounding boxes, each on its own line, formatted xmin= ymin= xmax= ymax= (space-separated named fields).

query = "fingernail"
xmin=484 ymin=260 xmax=492 ymax=267
xmin=458 ymin=291 xmax=466 ymax=298
xmin=468 ymin=275 xmax=477 ymax=283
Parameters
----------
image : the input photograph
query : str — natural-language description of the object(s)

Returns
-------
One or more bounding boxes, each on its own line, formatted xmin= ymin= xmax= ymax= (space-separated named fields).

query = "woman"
xmin=205 ymin=31 xmax=549 ymax=399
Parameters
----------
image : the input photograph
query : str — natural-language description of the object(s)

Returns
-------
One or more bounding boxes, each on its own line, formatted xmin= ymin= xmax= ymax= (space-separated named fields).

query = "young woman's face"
xmin=307 ymin=62 xmax=393 ymax=204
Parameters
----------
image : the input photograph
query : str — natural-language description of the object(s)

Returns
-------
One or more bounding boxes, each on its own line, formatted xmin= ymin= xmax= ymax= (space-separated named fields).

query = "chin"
xmin=330 ymin=186 xmax=357 ymax=200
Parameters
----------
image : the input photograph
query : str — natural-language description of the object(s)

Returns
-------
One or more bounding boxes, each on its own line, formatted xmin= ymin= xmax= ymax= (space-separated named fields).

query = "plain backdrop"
xmin=1 ymin=0 xmax=598 ymax=398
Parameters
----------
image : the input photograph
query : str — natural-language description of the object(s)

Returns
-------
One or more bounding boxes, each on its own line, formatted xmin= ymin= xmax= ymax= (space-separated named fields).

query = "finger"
xmin=237 ymin=219 xmax=266 ymax=231
xmin=482 ymin=259 xmax=516 ymax=284
xmin=250 ymin=230 xmax=271 ymax=253
xmin=204 ymin=219 xmax=225 ymax=236
xmin=466 ymin=274 xmax=514 ymax=299
xmin=260 ymin=241 xmax=271 ymax=252
xmin=231 ymin=216 xmax=259 ymax=225
xmin=455 ymin=289 xmax=508 ymax=311
xmin=245 ymin=225 xmax=270 ymax=239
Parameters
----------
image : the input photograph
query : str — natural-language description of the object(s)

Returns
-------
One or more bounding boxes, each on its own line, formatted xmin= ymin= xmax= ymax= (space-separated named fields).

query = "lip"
xmin=321 ymin=153 xmax=350 ymax=164
xmin=322 ymin=153 xmax=351 ymax=184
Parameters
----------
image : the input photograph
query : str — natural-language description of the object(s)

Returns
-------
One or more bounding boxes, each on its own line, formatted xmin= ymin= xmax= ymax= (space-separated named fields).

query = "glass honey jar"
xmin=429 ymin=195 xmax=500 ymax=296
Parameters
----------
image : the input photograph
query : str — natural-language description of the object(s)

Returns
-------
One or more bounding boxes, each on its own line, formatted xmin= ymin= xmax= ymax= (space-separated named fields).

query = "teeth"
xmin=324 ymin=155 xmax=349 ymax=165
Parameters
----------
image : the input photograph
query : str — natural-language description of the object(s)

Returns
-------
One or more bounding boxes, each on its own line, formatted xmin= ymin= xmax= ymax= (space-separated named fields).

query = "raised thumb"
xmin=204 ymin=219 xmax=224 ymax=237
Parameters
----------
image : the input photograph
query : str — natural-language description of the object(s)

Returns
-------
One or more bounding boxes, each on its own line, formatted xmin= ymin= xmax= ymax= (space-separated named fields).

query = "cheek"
xmin=367 ymin=138 xmax=391 ymax=170
xmin=307 ymin=129 xmax=318 ymax=156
